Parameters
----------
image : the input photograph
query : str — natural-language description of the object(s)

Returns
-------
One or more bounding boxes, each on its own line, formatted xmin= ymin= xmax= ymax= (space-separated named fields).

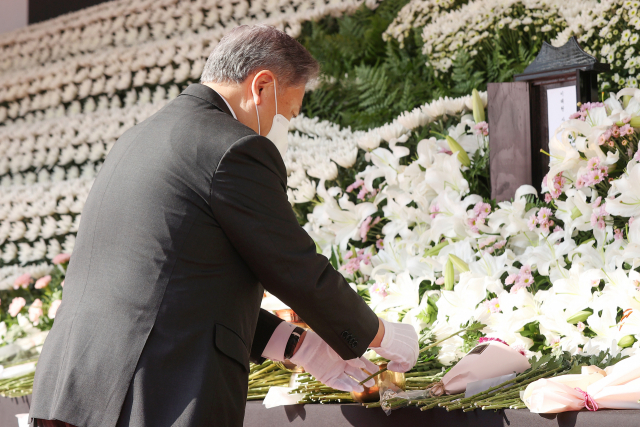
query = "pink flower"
xmin=13 ymin=273 xmax=31 ymax=290
xmin=473 ymin=202 xmax=492 ymax=219
xmin=508 ymin=265 xmax=533 ymax=292
xmin=8 ymin=297 xmax=26 ymax=317
xmin=48 ymin=299 xmax=62 ymax=319
xmin=474 ymin=121 xmax=489 ymax=136
xmin=52 ymin=253 xmax=71 ymax=264
xmin=34 ymin=275 xmax=52 ymax=289
xmin=634 ymin=151 xmax=640 ymax=162
xmin=537 ymin=207 xmax=552 ymax=224
xmin=528 ymin=214 xmax=538 ymax=231
xmin=28 ymin=299 xmax=43 ymax=324
xmin=505 ymin=273 xmax=519 ymax=285
xmin=360 ymin=253 xmax=372 ymax=265
xmin=511 ymin=344 xmax=527 ymax=357
xmin=430 ymin=204 xmax=440 ymax=219
xmin=548 ymin=173 xmax=566 ymax=198
xmin=370 ymin=282 xmax=388 ymax=298
xmin=586 ymin=168 xmax=605 ymax=186
xmin=346 ymin=180 xmax=364 ymax=193
xmin=544 ymin=193 xmax=552 ymax=203
xmin=494 ymin=240 xmax=507 ymax=249
xmin=478 ymin=336 xmax=508 ymax=346
xmin=590 ymin=204 xmax=607 ymax=230
xmin=614 ymin=228 xmax=624 ymax=240
xmin=482 ymin=298 xmax=501 ymax=313
xmin=516 ymin=272 xmax=534 ymax=288
xmin=620 ymin=124 xmax=633 ymax=136
xmin=360 ymin=216 xmax=374 ymax=241
xmin=587 ymin=157 xmax=600 ymax=169
xmin=60 ymin=280 xmax=65 ymax=288
xmin=611 ymin=125 xmax=621 ymax=138
xmin=467 ymin=217 xmax=481 ymax=234
xmin=340 ymin=258 xmax=360 ymax=275
xmin=553 ymin=226 xmax=563 ymax=234
xmin=358 ymin=217 xmax=381 ymax=241
xmin=479 ymin=236 xmax=497 ymax=249
xmin=435 ymin=277 xmax=445 ymax=285
xmin=577 ymin=322 xmax=586 ymax=332
xmin=376 ymin=239 xmax=384 ymax=250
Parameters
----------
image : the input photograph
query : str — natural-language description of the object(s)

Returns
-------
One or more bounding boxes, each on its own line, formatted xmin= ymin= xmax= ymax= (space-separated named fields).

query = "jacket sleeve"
xmin=250 ymin=309 xmax=284 ymax=364
xmin=210 ymin=135 xmax=379 ymax=360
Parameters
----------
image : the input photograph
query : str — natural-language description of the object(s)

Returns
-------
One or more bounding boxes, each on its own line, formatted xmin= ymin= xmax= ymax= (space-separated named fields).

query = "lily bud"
xmin=623 ymin=95 xmax=633 ymax=109
xmin=630 ymin=116 xmax=640 ymax=128
xmin=425 ymin=240 xmax=449 ymax=257
xmin=444 ymin=258 xmax=454 ymax=291
xmin=570 ymin=207 xmax=582 ymax=220
xmin=566 ymin=310 xmax=592 ymax=324
xmin=472 ymin=89 xmax=485 ymax=124
xmin=446 ymin=135 xmax=471 ymax=167
xmin=618 ymin=335 xmax=637 ymax=348
xmin=449 ymin=254 xmax=470 ymax=273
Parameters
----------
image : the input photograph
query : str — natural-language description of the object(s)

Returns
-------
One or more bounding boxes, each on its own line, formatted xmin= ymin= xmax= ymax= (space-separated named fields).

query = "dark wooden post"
xmin=488 ymin=37 xmax=609 ymax=201
xmin=488 ymin=82 xmax=531 ymax=202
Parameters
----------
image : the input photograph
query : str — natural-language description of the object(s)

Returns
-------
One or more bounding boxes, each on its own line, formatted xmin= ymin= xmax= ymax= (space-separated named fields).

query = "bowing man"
xmin=29 ymin=24 xmax=419 ymax=427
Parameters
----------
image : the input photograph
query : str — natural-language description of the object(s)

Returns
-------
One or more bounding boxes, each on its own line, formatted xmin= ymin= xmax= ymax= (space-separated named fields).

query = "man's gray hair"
xmin=200 ymin=25 xmax=320 ymax=88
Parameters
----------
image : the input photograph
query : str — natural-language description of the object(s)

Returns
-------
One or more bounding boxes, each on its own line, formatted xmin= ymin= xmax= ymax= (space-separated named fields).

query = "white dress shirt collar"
xmin=212 ymin=89 xmax=237 ymax=120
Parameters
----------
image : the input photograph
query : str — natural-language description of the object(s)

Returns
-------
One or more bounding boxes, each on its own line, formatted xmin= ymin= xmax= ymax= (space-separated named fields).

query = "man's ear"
xmin=251 ymin=71 xmax=275 ymax=106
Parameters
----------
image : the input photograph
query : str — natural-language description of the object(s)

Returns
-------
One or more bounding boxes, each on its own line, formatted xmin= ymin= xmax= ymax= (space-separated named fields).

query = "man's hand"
xmin=289 ymin=331 xmax=379 ymax=392
xmin=369 ymin=318 xmax=419 ymax=372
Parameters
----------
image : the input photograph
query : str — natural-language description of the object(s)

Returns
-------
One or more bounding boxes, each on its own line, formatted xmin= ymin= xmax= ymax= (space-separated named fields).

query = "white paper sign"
xmin=263 ymin=387 xmax=305 ymax=408
xmin=547 ymin=86 xmax=577 ymax=143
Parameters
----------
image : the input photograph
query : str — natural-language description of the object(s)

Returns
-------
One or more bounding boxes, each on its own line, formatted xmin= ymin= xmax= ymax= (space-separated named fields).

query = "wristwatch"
xmin=284 ymin=326 xmax=305 ymax=360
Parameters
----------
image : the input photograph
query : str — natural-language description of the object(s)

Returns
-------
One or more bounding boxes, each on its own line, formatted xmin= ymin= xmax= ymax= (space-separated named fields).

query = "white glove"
xmin=370 ymin=318 xmax=419 ymax=372
xmin=290 ymin=330 xmax=379 ymax=392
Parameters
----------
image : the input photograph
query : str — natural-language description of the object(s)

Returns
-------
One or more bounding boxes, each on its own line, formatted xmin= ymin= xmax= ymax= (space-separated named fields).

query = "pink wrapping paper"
xmin=522 ymin=355 xmax=640 ymax=413
xmin=442 ymin=341 xmax=531 ymax=394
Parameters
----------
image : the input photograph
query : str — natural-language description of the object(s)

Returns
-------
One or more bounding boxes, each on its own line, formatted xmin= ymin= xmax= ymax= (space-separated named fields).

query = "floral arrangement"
xmin=383 ymin=0 xmax=585 ymax=74
xmin=291 ymin=87 xmax=640 ymax=368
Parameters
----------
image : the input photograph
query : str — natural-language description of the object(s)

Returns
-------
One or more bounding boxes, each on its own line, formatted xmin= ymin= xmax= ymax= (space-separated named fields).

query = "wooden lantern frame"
xmin=487 ymin=37 xmax=609 ymax=201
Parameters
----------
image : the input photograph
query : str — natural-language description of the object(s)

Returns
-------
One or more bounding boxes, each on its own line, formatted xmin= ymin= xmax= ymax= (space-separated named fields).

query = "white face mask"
xmin=254 ymin=79 xmax=289 ymax=158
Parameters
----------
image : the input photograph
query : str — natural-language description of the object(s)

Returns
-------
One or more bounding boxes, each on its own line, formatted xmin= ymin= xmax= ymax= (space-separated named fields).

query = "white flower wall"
xmin=0 ymin=0 xmax=383 ymax=291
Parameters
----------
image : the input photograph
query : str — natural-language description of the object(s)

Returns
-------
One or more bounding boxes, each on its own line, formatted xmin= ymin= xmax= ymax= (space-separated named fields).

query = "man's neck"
xmin=202 ymin=82 xmax=257 ymax=133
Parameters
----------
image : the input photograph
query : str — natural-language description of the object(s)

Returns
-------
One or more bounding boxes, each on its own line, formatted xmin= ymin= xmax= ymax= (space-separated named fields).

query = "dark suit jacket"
xmin=29 ymin=84 xmax=379 ymax=427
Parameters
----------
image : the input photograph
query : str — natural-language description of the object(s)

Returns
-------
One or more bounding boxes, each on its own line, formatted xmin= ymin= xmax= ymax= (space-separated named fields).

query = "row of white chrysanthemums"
xmin=0 ymin=0 xmax=380 ymax=121
xmin=1 ymin=0 xmax=382 ymax=73
xmin=383 ymin=0 xmax=592 ymax=72
xmin=0 ymin=88 xmax=186 ymax=292
xmin=297 ymin=89 xmax=640 ymax=366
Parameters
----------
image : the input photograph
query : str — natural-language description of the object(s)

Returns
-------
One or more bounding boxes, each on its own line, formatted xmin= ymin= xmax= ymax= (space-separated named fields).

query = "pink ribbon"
xmin=575 ymin=388 xmax=599 ymax=411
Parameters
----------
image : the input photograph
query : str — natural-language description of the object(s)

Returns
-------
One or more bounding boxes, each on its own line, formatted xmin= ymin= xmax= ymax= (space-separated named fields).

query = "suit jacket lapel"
xmin=179 ymin=84 xmax=235 ymax=118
